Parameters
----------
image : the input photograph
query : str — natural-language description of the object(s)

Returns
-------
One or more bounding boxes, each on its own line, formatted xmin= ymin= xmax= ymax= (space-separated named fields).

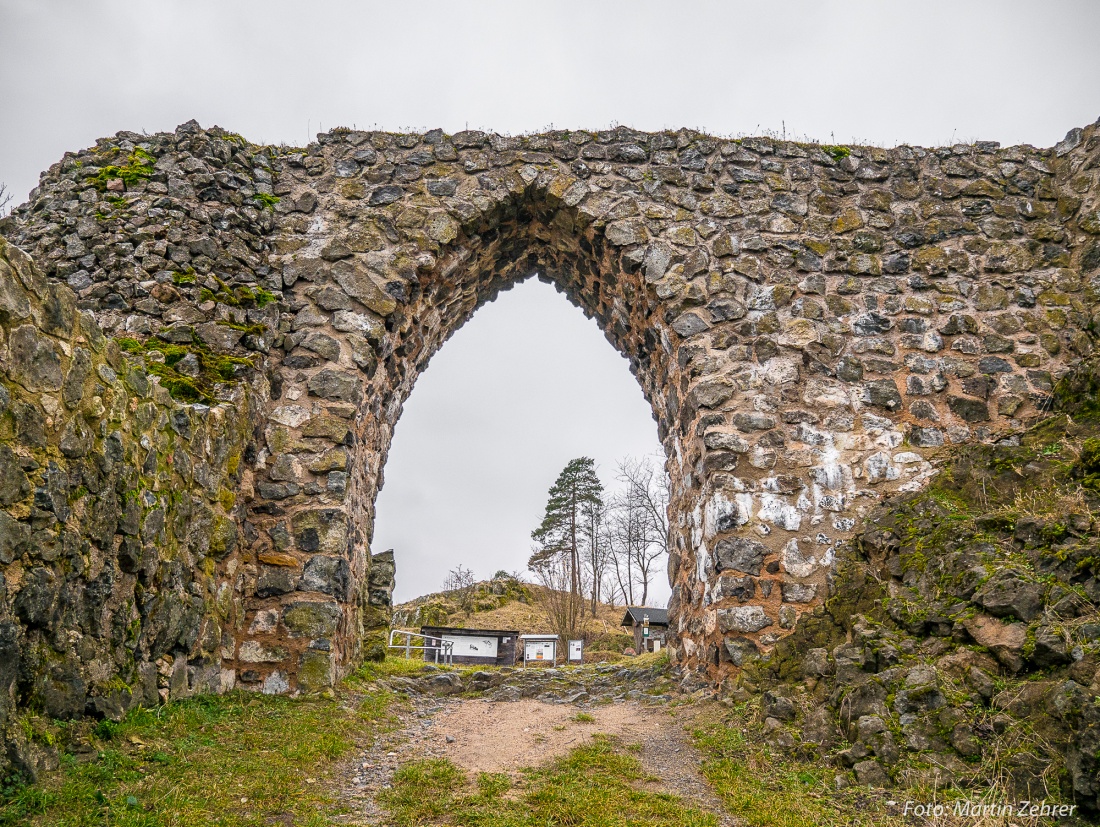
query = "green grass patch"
xmin=380 ymin=735 xmax=717 ymax=827
xmin=0 ymin=688 xmax=399 ymax=827
xmin=693 ymin=717 xmax=901 ymax=827
xmin=352 ymin=656 xmax=441 ymax=682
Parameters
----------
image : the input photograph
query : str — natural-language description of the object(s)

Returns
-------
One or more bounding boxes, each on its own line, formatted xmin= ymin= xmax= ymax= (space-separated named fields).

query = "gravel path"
xmin=331 ymin=667 xmax=736 ymax=826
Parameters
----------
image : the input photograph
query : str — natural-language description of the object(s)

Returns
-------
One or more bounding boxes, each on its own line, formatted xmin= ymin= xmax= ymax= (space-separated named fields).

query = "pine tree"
xmin=529 ymin=457 xmax=604 ymax=603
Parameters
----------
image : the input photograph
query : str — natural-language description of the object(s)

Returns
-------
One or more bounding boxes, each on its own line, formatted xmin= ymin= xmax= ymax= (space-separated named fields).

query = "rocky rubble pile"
xmin=378 ymin=660 xmax=676 ymax=706
xmin=2 ymin=121 xmax=282 ymax=345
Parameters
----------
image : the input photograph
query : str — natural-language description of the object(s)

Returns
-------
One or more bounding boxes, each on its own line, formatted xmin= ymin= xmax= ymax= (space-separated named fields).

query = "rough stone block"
xmin=714 ymin=537 xmax=768 ymax=576
xmin=718 ymin=606 xmax=773 ymax=633
xmin=282 ymin=600 xmax=343 ymax=639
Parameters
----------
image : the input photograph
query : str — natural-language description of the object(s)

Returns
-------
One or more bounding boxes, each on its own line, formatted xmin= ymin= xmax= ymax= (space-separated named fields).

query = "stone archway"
xmin=242 ymin=122 xmax=1099 ymax=690
xmin=260 ymin=139 xmax=685 ymax=690
xmin=3 ymin=118 xmax=1098 ymax=706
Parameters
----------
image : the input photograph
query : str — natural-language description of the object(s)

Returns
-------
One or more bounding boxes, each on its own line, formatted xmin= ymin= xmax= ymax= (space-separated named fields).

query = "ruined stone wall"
xmin=2 ymin=115 xmax=1099 ymax=730
xmin=0 ymin=237 xmax=263 ymax=778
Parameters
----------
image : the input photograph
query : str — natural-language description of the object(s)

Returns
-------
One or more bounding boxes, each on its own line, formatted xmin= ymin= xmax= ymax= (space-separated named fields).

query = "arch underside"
xmin=1 ymin=118 xmax=1097 ymax=705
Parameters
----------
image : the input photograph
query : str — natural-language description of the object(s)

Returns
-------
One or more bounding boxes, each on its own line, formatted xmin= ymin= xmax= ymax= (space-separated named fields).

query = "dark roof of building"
xmin=419 ymin=626 xmax=519 ymax=637
xmin=620 ymin=607 xmax=669 ymax=627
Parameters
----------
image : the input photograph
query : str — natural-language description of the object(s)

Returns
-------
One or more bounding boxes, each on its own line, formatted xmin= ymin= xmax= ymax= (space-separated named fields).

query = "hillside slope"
xmin=392 ymin=577 xmax=637 ymax=655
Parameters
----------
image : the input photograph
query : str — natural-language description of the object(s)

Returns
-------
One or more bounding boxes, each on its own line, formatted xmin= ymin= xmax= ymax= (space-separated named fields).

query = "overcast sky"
xmin=1 ymin=1 xmax=1098 ymax=604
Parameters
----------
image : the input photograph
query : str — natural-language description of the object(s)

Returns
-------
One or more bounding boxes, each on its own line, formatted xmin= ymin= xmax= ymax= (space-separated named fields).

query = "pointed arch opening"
xmin=370 ymin=275 xmax=667 ymax=606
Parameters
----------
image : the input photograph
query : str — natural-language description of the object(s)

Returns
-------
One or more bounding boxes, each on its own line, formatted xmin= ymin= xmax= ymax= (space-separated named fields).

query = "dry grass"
xmin=395 ymin=583 xmax=638 ymax=654
xmin=993 ymin=485 xmax=1094 ymax=525
xmin=462 ymin=587 xmax=626 ymax=635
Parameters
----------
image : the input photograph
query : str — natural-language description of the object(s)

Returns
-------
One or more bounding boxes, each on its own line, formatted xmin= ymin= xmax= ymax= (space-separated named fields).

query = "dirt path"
xmin=332 ymin=682 xmax=735 ymax=826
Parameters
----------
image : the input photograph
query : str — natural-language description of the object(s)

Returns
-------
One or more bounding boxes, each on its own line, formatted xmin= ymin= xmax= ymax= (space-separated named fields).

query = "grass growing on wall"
xmin=0 ymin=685 xmax=399 ymax=827
xmin=692 ymin=709 xmax=904 ymax=827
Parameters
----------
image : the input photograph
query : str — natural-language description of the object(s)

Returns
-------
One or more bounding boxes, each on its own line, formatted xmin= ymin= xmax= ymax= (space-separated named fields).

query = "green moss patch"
xmin=201 ymin=277 xmax=278 ymax=309
xmin=85 ymin=148 xmax=156 ymax=192
xmin=1075 ymin=438 xmax=1100 ymax=492
xmin=821 ymin=145 xmax=851 ymax=161
xmin=115 ymin=336 xmax=256 ymax=404
xmin=252 ymin=192 xmax=280 ymax=210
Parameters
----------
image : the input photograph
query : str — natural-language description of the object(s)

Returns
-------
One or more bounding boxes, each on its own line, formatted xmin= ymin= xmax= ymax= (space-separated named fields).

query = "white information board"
xmin=443 ymin=634 xmax=498 ymax=659
xmin=524 ymin=639 xmax=556 ymax=662
xmin=568 ymin=640 xmax=584 ymax=662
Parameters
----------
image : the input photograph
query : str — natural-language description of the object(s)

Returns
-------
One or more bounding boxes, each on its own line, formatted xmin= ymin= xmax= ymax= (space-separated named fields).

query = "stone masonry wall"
xmin=2 ymin=116 xmax=1100 ymax=729
xmin=0 ymin=237 xmax=262 ymax=779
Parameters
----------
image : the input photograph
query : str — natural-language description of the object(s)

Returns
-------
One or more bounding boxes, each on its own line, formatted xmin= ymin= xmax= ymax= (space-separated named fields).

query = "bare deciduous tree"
xmin=604 ymin=455 xmax=669 ymax=607
xmin=443 ymin=564 xmax=476 ymax=613
xmin=581 ymin=498 xmax=612 ymax=614
xmin=606 ymin=487 xmax=641 ymax=605
xmin=532 ymin=554 xmax=584 ymax=649
xmin=443 ymin=564 xmax=475 ymax=592
xmin=0 ymin=183 xmax=13 ymax=218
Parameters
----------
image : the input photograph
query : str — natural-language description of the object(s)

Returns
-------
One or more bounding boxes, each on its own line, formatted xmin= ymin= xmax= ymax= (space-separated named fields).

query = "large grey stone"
xmin=61 ymin=347 xmax=91 ymax=407
xmin=195 ymin=321 xmax=244 ymax=351
xmin=781 ymin=583 xmax=817 ymax=603
xmin=733 ymin=412 xmax=776 ymax=432
xmin=333 ymin=310 xmax=384 ymax=340
xmin=0 ymin=510 xmax=30 ymax=564
xmin=718 ymin=605 xmax=773 ymax=633
xmin=282 ymin=600 xmax=343 ymax=638
xmin=671 ymin=311 xmax=710 ymax=337
xmin=714 ymin=537 xmax=767 ymax=575
xmin=331 ymin=259 xmax=397 ymax=316
xmin=0 ymin=261 xmax=32 ymax=321
xmin=722 ymin=636 xmax=760 ymax=666
xmin=307 ymin=369 xmax=361 ymax=402
xmin=300 ymin=332 xmax=341 ymax=361
xmin=974 ymin=572 xmax=1042 ymax=621
xmin=300 ymin=554 xmax=350 ymax=601
xmin=0 ymin=446 xmax=30 ymax=507
xmin=256 ymin=566 xmax=298 ymax=598
xmin=605 ymin=219 xmax=648 ymax=246
xmin=861 ymin=379 xmax=902 ymax=411
xmin=8 ymin=325 xmax=63 ymax=392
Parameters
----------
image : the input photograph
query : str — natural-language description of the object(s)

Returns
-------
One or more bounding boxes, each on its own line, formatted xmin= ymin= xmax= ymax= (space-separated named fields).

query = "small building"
xmin=621 ymin=607 xmax=668 ymax=654
xmin=419 ymin=626 xmax=519 ymax=666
